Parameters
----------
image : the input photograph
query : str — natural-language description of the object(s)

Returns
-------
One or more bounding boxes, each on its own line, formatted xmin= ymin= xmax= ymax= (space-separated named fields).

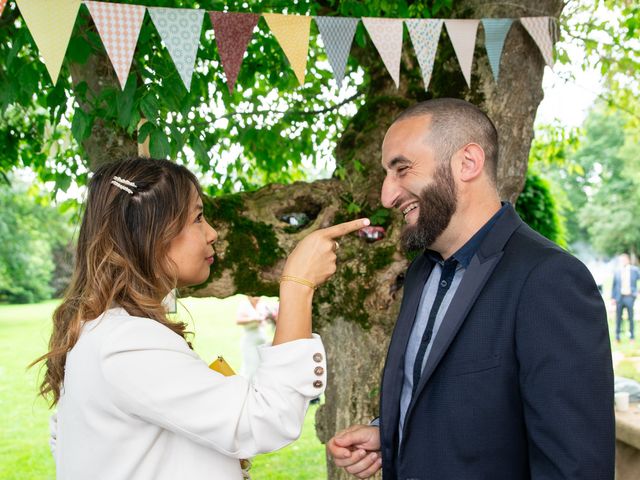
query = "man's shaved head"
xmin=393 ymin=98 xmax=499 ymax=183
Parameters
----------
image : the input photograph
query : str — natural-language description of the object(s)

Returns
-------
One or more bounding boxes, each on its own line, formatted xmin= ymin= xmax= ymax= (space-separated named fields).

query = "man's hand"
xmin=327 ymin=425 xmax=382 ymax=479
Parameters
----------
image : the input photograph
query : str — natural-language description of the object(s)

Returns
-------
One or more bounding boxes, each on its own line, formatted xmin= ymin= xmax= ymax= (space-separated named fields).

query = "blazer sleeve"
xmin=99 ymin=318 xmax=326 ymax=458
xmin=515 ymin=252 xmax=615 ymax=480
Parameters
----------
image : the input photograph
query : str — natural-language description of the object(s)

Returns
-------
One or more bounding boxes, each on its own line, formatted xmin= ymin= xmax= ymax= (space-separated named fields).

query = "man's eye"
xmin=397 ymin=166 xmax=409 ymax=175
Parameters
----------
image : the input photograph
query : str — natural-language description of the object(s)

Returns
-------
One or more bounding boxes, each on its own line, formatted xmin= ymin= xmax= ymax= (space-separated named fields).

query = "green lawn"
xmin=0 ymin=298 xmax=326 ymax=479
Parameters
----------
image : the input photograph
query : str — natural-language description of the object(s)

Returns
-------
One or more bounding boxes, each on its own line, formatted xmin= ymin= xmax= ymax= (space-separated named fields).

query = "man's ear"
xmin=459 ymin=143 xmax=485 ymax=182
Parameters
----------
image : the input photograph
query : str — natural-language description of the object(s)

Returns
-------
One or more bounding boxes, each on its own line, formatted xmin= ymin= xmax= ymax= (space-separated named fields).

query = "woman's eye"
xmin=195 ymin=213 xmax=203 ymax=223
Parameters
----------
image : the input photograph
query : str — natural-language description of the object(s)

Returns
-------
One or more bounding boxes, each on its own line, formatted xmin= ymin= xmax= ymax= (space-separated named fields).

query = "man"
xmin=327 ymin=98 xmax=614 ymax=479
xmin=611 ymin=253 xmax=639 ymax=342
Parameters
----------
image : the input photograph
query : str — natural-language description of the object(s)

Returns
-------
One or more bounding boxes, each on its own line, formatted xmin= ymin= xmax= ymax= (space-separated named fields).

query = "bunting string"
xmin=5 ymin=0 xmax=558 ymax=91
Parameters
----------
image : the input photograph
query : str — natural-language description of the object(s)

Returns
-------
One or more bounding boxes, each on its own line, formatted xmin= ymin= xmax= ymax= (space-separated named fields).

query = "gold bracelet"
xmin=280 ymin=275 xmax=316 ymax=290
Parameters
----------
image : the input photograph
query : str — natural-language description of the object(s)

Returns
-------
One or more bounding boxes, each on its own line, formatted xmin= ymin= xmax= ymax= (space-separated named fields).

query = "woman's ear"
xmin=459 ymin=143 xmax=485 ymax=182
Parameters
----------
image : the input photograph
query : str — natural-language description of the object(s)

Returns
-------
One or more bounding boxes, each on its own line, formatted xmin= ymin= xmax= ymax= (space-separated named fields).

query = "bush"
xmin=515 ymin=170 xmax=567 ymax=248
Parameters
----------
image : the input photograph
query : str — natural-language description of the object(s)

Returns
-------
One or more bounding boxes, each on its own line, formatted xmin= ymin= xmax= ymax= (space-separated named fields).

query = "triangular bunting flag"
xmin=520 ymin=17 xmax=554 ymax=67
xmin=482 ymin=18 xmax=513 ymax=81
xmin=0 ymin=0 xmax=7 ymax=18
xmin=314 ymin=16 xmax=359 ymax=88
xmin=444 ymin=19 xmax=479 ymax=88
xmin=362 ymin=17 xmax=404 ymax=88
xmin=148 ymin=7 xmax=204 ymax=91
xmin=263 ymin=13 xmax=311 ymax=85
xmin=405 ymin=19 xmax=443 ymax=91
xmin=15 ymin=0 xmax=81 ymax=84
xmin=209 ymin=11 xmax=260 ymax=94
xmin=85 ymin=1 xmax=146 ymax=89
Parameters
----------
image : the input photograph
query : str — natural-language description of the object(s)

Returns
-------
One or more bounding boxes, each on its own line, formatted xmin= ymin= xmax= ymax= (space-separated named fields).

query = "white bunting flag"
xmin=405 ymin=19 xmax=443 ymax=91
xmin=148 ymin=7 xmax=205 ymax=91
xmin=85 ymin=1 xmax=146 ymax=89
xmin=444 ymin=19 xmax=479 ymax=88
xmin=520 ymin=17 xmax=554 ymax=67
xmin=362 ymin=17 xmax=404 ymax=88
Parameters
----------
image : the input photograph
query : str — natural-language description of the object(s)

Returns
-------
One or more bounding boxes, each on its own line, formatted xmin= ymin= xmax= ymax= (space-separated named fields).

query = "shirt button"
xmin=313 ymin=353 xmax=323 ymax=362
xmin=440 ymin=280 xmax=447 ymax=287
xmin=314 ymin=366 xmax=324 ymax=376
xmin=313 ymin=380 xmax=323 ymax=388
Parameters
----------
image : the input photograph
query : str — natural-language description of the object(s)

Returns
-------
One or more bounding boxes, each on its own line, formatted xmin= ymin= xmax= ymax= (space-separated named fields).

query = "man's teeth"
xmin=403 ymin=204 xmax=418 ymax=215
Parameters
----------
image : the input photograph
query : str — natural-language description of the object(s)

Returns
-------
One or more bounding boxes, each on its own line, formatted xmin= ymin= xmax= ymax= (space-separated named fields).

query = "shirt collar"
xmin=426 ymin=202 xmax=509 ymax=268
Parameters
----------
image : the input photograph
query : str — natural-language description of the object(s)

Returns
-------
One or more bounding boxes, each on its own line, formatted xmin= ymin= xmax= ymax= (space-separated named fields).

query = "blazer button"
xmin=313 ymin=380 xmax=323 ymax=388
xmin=314 ymin=366 xmax=324 ymax=376
xmin=313 ymin=353 xmax=323 ymax=362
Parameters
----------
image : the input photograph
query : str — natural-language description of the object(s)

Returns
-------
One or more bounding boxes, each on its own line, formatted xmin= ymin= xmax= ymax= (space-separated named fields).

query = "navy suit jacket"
xmin=379 ymin=205 xmax=614 ymax=480
xmin=611 ymin=265 xmax=640 ymax=301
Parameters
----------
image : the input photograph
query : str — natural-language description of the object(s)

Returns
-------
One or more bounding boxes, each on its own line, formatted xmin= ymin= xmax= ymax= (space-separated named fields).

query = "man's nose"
xmin=380 ymin=175 xmax=399 ymax=209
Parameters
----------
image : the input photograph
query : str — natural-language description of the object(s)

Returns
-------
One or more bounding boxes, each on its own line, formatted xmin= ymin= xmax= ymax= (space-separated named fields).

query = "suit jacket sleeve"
xmin=515 ymin=252 xmax=614 ymax=479
xmin=611 ymin=271 xmax=619 ymax=300
xmin=100 ymin=319 xmax=326 ymax=459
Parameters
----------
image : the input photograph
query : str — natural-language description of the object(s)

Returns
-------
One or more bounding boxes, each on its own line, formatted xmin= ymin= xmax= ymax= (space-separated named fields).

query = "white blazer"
xmin=52 ymin=307 xmax=327 ymax=479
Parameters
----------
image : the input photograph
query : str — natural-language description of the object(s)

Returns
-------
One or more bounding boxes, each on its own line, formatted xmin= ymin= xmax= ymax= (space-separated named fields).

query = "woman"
xmin=34 ymin=157 xmax=368 ymax=479
xmin=235 ymin=295 xmax=278 ymax=378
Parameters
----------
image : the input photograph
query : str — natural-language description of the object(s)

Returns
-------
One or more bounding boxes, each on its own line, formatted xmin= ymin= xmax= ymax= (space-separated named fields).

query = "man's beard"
xmin=400 ymin=162 xmax=458 ymax=252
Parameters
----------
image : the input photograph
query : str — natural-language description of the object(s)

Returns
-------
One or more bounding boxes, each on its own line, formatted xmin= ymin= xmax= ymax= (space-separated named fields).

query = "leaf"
xmin=140 ymin=93 xmax=159 ymax=126
xmin=116 ymin=76 xmax=137 ymax=128
xmin=149 ymin=129 xmax=170 ymax=159
xmin=67 ymin=35 xmax=93 ymax=65
xmin=70 ymin=108 xmax=93 ymax=143
xmin=137 ymin=121 xmax=154 ymax=143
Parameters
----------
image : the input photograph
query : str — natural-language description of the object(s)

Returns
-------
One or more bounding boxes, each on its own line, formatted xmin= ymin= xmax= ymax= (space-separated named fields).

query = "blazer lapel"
xmin=402 ymin=205 xmax=523 ymax=427
xmin=381 ymin=254 xmax=433 ymax=449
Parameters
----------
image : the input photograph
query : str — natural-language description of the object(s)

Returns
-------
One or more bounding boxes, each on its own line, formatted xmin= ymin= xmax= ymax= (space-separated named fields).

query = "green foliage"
xmin=0 ymin=180 xmax=72 ymax=303
xmin=0 ymin=0 xmax=453 ymax=194
xmin=515 ymin=170 xmax=567 ymax=248
xmin=559 ymin=1 xmax=640 ymax=120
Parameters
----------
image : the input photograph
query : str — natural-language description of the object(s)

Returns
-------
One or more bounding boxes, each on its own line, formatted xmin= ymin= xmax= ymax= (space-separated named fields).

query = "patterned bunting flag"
xmin=0 ymin=0 xmax=7 ymax=18
xmin=263 ymin=13 xmax=312 ymax=85
xmin=314 ymin=16 xmax=359 ymax=88
xmin=15 ymin=0 xmax=81 ymax=84
xmin=362 ymin=17 xmax=404 ymax=88
xmin=520 ymin=17 xmax=554 ymax=67
xmin=148 ymin=7 xmax=204 ymax=91
xmin=444 ymin=19 xmax=479 ymax=88
xmin=209 ymin=11 xmax=260 ymax=93
xmin=85 ymin=1 xmax=146 ymax=89
xmin=482 ymin=18 xmax=513 ymax=81
xmin=405 ymin=19 xmax=443 ymax=91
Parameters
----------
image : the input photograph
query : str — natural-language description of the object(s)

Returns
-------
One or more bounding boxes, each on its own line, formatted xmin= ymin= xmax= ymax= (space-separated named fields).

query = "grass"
xmin=0 ymin=298 xmax=326 ymax=479
xmin=2 ymin=295 xmax=638 ymax=479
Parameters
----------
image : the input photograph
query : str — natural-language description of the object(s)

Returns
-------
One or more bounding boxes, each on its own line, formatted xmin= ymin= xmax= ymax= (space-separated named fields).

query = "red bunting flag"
xmin=209 ymin=11 xmax=260 ymax=94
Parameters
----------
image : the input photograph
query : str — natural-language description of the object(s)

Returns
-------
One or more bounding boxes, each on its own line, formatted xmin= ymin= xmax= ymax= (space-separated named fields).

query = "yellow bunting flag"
xmin=263 ymin=13 xmax=311 ymax=85
xmin=15 ymin=0 xmax=81 ymax=84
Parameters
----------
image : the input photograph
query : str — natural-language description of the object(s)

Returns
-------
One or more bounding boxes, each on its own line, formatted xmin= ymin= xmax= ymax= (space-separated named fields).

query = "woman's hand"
xmin=282 ymin=218 xmax=370 ymax=288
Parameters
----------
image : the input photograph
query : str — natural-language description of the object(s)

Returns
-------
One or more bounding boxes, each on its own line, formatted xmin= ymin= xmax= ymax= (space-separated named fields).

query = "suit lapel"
xmin=381 ymin=254 xmax=433 ymax=449
xmin=402 ymin=205 xmax=523 ymax=428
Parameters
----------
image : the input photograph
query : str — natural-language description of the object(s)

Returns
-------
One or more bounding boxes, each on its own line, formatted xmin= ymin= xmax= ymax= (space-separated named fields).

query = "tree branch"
xmin=217 ymin=90 xmax=365 ymax=121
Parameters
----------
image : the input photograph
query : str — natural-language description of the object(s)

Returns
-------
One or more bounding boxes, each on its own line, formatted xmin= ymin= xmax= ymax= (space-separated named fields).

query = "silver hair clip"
xmin=111 ymin=176 xmax=137 ymax=195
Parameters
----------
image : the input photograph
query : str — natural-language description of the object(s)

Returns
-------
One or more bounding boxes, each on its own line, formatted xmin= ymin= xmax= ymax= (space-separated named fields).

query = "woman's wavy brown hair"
xmin=33 ymin=157 xmax=203 ymax=405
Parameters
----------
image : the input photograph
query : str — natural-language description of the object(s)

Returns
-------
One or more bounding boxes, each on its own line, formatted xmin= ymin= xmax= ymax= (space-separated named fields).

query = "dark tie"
xmin=412 ymin=259 xmax=458 ymax=396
